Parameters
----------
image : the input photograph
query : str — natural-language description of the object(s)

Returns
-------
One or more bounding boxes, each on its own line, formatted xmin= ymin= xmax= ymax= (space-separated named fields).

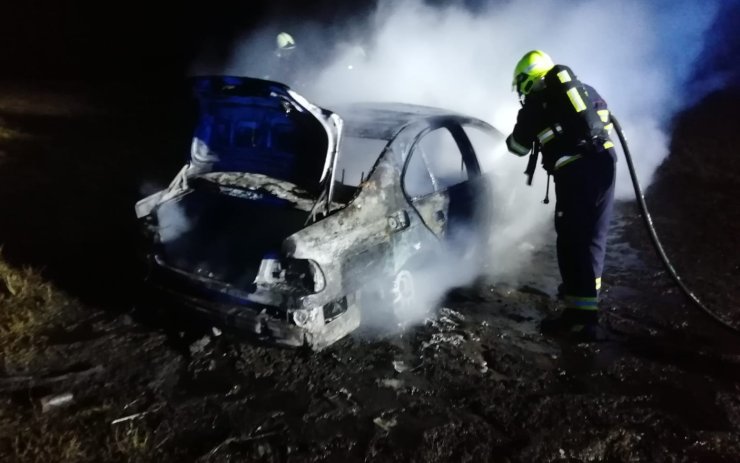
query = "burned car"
xmin=136 ymin=76 xmax=502 ymax=349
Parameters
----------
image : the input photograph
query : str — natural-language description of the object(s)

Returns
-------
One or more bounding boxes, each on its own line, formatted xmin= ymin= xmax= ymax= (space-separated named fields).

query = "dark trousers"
xmin=554 ymin=149 xmax=616 ymax=309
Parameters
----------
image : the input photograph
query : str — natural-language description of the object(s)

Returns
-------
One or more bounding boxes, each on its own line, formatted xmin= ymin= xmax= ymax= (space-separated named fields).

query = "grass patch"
xmin=1 ymin=403 xmax=153 ymax=462
xmin=9 ymin=423 xmax=88 ymax=463
xmin=0 ymin=125 xmax=29 ymax=142
xmin=111 ymin=421 xmax=152 ymax=458
xmin=0 ymin=253 xmax=74 ymax=371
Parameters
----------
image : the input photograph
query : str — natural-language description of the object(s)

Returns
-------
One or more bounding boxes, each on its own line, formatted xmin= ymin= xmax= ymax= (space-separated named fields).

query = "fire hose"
xmin=611 ymin=115 xmax=740 ymax=335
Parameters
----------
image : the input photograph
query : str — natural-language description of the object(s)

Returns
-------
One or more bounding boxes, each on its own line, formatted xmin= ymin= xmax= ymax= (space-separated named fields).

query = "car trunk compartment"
xmin=154 ymin=186 xmax=308 ymax=289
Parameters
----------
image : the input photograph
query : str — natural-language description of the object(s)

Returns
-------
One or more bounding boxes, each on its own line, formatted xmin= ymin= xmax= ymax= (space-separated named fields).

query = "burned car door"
xmin=402 ymin=123 xmax=483 ymax=244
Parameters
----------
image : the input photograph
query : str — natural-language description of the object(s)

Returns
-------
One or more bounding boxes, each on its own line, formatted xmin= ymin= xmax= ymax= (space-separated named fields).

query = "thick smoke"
xmin=203 ymin=0 xmax=724 ymax=327
xmin=156 ymin=201 xmax=191 ymax=244
xmin=303 ymin=0 xmax=721 ymax=197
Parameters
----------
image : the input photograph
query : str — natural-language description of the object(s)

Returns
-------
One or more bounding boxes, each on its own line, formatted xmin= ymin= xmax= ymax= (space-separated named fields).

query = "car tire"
xmin=358 ymin=265 xmax=423 ymax=331
xmin=390 ymin=268 xmax=418 ymax=321
xmin=359 ymin=252 xmax=440 ymax=331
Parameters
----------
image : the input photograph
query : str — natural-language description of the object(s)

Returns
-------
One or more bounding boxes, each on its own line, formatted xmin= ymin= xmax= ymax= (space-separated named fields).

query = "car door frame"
xmin=400 ymin=117 xmax=483 ymax=243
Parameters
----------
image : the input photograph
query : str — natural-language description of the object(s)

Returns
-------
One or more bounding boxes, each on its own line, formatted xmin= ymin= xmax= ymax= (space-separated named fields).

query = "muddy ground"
xmin=0 ymin=82 xmax=738 ymax=462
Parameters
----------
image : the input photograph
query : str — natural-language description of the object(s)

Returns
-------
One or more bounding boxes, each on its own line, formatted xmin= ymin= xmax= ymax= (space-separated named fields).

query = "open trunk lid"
xmin=189 ymin=76 xmax=340 ymax=195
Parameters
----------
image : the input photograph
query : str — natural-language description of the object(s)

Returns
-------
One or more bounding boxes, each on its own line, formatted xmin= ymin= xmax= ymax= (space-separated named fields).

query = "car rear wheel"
xmin=390 ymin=260 xmax=440 ymax=325
xmin=358 ymin=266 xmax=423 ymax=330
xmin=391 ymin=268 xmax=417 ymax=320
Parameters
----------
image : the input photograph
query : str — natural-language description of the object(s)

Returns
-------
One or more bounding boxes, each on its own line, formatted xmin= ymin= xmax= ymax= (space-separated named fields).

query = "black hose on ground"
xmin=610 ymin=115 xmax=740 ymax=334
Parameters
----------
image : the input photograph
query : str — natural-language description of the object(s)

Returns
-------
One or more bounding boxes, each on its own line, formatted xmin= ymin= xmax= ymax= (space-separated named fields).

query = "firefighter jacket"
xmin=506 ymin=65 xmax=614 ymax=173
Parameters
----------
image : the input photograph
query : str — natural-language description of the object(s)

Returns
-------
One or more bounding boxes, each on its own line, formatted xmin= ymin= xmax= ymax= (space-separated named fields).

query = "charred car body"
xmin=136 ymin=76 xmax=502 ymax=349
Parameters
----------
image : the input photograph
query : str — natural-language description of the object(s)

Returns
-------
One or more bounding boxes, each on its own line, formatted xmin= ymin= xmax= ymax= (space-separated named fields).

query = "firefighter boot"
xmin=540 ymin=308 xmax=605 ymax=341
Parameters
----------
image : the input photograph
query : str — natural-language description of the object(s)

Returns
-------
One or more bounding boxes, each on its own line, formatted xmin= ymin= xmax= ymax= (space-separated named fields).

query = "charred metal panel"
xmin=340 ymin=242 xmax=392 ymax=296
xmin=195 ymin=172 xmax=339 ymax=211
xmin=284 ymin=160 xmax=401 ymax=303
xmin=409 ymin=193 xmax=450 ymax=239
xmin=135 ymin=164 xmax=192 ymax=219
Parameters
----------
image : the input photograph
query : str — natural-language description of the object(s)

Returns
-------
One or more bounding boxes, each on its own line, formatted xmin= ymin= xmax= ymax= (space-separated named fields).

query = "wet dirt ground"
xmin=0 ymin=82 xmax=738 ymax=462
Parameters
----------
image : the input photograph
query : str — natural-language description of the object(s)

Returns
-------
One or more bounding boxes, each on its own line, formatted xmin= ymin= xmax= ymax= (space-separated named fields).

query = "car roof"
xmin=329 ymin=102 xmax=466 ymax=141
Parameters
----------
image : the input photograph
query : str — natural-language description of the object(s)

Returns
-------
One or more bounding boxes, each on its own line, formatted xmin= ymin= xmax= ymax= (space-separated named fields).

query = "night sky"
xmin=0 ymin=0 xmax=375 ymax=81
xmin=2 ymin=0 xmax=738 ymax=88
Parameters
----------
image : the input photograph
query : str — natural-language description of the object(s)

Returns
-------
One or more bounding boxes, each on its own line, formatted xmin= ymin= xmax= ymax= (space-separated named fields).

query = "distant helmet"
xmin=276 ymin=32 xmax=296 ymax=51
xmin=512 ymin=50 xmax=554 ymax=95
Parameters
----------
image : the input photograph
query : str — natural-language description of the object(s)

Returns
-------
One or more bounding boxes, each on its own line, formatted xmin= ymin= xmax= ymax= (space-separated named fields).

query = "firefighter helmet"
xmin=276 ymin=32 xmax=296 ymax=51
xmin=512 ymin=50 xmax=554 ymax=95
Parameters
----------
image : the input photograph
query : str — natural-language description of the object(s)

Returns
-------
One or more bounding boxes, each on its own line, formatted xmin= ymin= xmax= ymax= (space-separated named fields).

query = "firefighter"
xmin=506 ymin=50 xmax=616 ymax=338
xmin=275 ymin=31 xmax=296 ymax=59
xmin=264 ymin=32 xmax=300 ymax=86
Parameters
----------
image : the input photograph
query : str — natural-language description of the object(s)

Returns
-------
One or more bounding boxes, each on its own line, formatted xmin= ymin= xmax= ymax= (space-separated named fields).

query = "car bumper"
xmin=146 ymin=262 xmax=360 ymax=349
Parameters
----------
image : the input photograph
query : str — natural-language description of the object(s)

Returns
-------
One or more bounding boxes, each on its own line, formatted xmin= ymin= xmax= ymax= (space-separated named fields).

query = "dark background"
xmin=2 ymin=0 xmax=737 ymax=86
xmin=0 ymin=0 xmax=374 ymax=82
